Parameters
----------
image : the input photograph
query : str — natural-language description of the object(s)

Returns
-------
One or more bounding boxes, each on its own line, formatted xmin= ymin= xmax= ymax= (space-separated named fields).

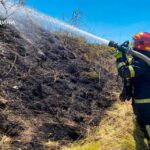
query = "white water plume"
xmin=0 ymin=1 xmax=110 ymax=45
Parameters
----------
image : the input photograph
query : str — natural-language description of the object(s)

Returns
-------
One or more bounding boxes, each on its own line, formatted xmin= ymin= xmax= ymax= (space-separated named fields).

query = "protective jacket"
xmin=117 ymin=50 xmax=150 ymax=101
xmin=117 ymin=50 xmax=150 ymax=132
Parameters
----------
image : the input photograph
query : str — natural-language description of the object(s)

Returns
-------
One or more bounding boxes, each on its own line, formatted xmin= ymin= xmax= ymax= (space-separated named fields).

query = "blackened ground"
xmin=0 ymin=25 xmax=118 ymax=149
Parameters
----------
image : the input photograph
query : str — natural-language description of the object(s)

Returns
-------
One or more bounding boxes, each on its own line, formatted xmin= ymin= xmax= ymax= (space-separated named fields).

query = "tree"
xmin=0 ymin=0 xmax=26 ymax=20
xmin=70 ymin=9 xmax=84 ymax=27
xmin=18 ymin=0 xmax=26 ymax=6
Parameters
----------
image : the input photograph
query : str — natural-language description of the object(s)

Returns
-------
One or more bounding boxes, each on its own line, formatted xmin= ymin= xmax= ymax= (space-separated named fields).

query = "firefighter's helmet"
xmin=130 ymin=32 xmax=150 ymax=51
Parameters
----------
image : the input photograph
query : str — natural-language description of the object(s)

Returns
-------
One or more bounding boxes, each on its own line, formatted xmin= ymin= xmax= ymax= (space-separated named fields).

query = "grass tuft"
xmin=80 ymin=71 xmax=99 ymax=80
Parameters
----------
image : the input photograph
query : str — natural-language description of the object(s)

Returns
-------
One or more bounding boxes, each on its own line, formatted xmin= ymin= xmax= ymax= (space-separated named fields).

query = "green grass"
xmin=62 ymin=101 xmax=148 ymax=150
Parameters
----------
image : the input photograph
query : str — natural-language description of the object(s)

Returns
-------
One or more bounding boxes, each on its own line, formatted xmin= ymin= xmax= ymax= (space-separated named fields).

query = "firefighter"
xmin=115 ymin=32 xmax=150 ymax=148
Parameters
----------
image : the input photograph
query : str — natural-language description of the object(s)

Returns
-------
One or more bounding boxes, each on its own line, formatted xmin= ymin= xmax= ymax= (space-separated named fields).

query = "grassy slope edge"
xmin=62 ymin=96 xmax=148 ymax=150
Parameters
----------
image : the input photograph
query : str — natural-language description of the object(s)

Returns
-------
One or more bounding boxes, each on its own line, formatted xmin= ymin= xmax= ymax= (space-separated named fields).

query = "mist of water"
xmin=0 ymin=1 xmax=110 ymax=45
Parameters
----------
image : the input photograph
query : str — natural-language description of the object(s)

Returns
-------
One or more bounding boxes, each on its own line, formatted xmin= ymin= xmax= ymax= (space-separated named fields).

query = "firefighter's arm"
xmin=116 ymin=54 xmax=149 ymax=78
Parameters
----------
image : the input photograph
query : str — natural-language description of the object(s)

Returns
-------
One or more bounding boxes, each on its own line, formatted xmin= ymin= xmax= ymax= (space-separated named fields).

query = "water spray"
xmin=1 ymin=1 xmax=150 ymax=66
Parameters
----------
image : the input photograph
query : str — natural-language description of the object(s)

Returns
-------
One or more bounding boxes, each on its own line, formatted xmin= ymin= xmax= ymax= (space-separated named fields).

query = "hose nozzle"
xmin=108 ymin=41 xmax=119 ymax=48
xmin=108 ymin=40 xmax=131 ymax=54
xmin=108 ymin=40 xmax=150 ymax=66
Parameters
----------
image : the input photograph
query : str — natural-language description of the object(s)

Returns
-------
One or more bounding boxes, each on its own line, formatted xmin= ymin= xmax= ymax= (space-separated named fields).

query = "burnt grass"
xmin=0 ymin=25 xmax=118 ymax=149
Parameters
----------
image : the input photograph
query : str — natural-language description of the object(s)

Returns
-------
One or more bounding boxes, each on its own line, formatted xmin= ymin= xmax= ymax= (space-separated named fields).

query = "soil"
xmin=0 ymin=24 xmax=118 ymax=150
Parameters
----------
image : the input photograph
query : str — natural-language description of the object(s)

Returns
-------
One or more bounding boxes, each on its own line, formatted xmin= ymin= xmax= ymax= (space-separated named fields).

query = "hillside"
xmin=0 ymin=24 xmax=119 ymax=149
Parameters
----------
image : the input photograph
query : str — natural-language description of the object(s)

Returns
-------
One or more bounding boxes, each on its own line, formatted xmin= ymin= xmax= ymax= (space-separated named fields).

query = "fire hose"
xmin=108 ymin=40 xmax=150 ymax=66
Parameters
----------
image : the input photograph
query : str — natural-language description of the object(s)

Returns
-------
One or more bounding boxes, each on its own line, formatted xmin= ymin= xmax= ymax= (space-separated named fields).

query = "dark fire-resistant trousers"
xmin=133 ymin=102 xmax=150 ymax=146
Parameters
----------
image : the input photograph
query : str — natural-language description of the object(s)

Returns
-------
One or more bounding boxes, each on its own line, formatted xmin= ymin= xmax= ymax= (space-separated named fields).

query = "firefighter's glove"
xmin=114 ymin=50 xmax=123 ymax=59
xmin=119 ymin=88 xmax=127 ymax=102
xmin=119 ymin=84 xmax=132 ymax=102
xmin=119 ymin=88 xmax=130 ymax=102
